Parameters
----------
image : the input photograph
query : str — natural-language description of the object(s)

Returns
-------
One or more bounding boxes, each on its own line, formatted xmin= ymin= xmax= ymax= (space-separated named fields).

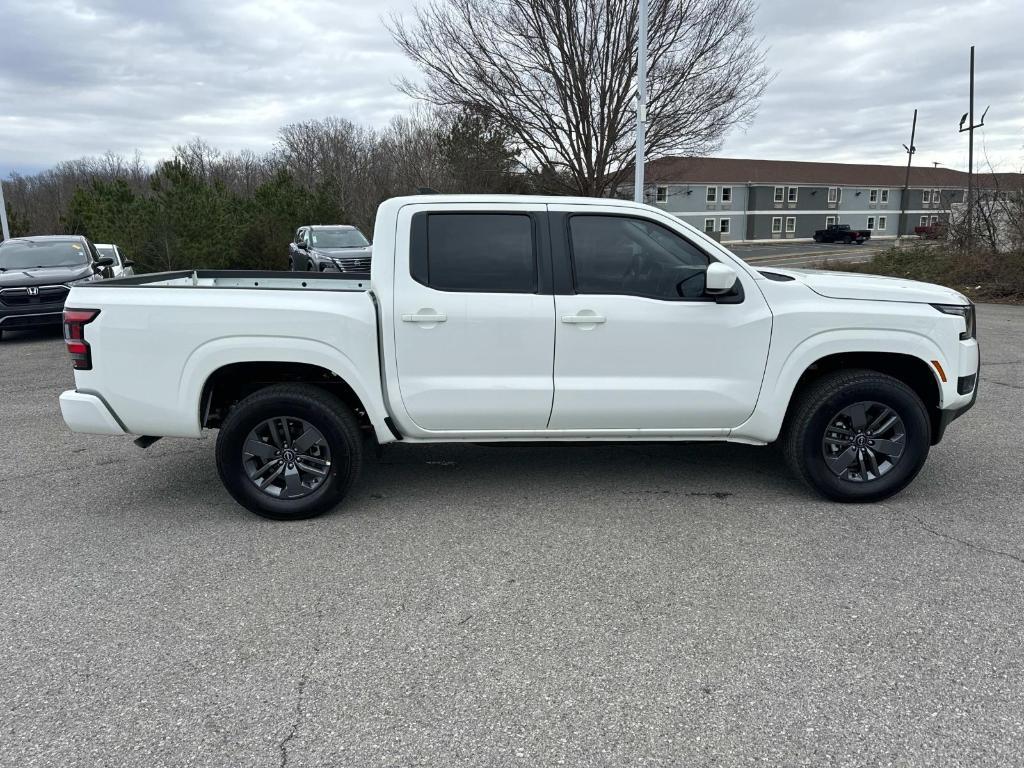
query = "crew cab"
xmin=289 ymin=225 xmax=372 ymax=274
xmin=59 ymin=195 xmax=979 ymax=519
xmin=813 ymin=224 xmax=871 ymax=244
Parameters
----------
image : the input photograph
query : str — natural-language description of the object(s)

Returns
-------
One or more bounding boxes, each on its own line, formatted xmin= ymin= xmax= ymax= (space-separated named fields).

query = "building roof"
xmin=642 ymin=156 xmax=1023 ymax=189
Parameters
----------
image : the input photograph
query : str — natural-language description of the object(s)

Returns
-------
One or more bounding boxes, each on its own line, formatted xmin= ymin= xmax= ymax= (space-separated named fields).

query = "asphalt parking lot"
xmin=1 ymin=305 xmax=1022 ymax=767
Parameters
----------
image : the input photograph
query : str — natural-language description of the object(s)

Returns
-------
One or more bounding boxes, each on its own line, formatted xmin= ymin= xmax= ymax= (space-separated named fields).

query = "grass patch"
xmin=831 ymin=243 xmax=1024 ymax=304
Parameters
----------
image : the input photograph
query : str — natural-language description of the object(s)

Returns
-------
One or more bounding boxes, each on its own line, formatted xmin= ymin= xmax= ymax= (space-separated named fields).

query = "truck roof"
xmin=382 ymin=194 xmax=654 ymax=209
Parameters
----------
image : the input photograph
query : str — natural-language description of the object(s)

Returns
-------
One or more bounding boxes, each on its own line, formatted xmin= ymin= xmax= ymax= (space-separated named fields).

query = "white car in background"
xmin=94 ymin=244 xmax=135 ymax=278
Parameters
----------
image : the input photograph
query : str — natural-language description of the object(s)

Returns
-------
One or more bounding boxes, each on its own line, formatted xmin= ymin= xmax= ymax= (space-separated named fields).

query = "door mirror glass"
xmin=705 ymin=261 xmax=738 ymax=294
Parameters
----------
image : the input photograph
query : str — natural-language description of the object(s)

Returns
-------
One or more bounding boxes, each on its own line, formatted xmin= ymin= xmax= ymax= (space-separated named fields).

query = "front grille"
xmin=0 ymin=312 xmax=63 ymax=327
xmin=335 ymin=257 xmax=372 ymax=274
xmin=0 ymin=285 xmax=70 ymax=307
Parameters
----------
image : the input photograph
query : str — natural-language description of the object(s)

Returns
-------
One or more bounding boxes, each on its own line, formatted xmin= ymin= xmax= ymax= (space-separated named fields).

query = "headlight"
xmin=931 ymin=303 xmax=976 ymax=340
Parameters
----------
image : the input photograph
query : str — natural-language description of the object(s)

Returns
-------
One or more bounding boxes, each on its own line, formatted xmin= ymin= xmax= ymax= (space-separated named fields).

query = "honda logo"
xmin=27 ymin=286 xmax=39 ymax=296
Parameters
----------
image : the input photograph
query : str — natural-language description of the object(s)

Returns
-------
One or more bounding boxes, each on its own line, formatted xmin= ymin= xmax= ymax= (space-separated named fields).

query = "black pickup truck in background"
xmin=813 ymin=224 xmax=871 ymax=244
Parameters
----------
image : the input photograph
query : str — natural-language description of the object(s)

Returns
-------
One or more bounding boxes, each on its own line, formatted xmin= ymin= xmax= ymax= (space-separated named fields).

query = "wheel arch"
xmin=782 ymin=352 xmax=943 ymax=444
xmin=180 ymin=337 xmax=394 ymax=444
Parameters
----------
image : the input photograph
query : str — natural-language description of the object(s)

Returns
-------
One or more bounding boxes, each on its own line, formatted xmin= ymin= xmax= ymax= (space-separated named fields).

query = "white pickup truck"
xmin=59 ymin=195 xmax=979 ymax=519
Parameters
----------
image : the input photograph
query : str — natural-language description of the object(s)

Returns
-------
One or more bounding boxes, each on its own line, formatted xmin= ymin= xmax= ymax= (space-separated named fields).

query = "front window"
xmin=869 ymin=189 xmax=878 ymax=203
xmin=785 ymin=217 xmax=796 ymax=233
xmin=825 ymin=216 xmax=836 ymax=227
xmin=787 ymin=187 xmax=798 ymax=203
xmin=704 ymin=218 xmax=716 ymax=233
xmin=569 ymin=215 xmax=711 ymax=300
xmin=827 ymin=187 xmax=838 ymax=203
xmin=0 ymin=239 xmax=92 ymax=270
xmin=721 ymin=187 xmax=732 ymax=203
xmin=878 ymin=216 xmax=887 ymax=230
xmin=706 ymin=186 xmax=717 ymax=203
xmin=922 ymin=190 xmax=931 ymax=204
xmin=310 ymin=228 xmax=370 ymax=248
xmin=771 ymin=217 xmax=783 ymax=234
xmin=866 ymin=216 xmax=875 ymax=230
xmin=774 ymin=187 xmax=784 ymax=203
xmin=719 ymin=218 xmax=730 ymax=234
xmin=880 ymin=189 xmax=889 ymax=203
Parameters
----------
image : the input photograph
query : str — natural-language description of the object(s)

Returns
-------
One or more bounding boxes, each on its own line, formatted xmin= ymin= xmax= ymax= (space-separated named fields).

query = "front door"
xmin=548 ymin=206 xmax=772 ymax=431
xmin=392 ymin=203 xmax=555 ymax=432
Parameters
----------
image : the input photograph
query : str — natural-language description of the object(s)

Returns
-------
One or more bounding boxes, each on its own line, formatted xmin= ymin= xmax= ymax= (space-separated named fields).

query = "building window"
xmin=930 ymin=215 xmax=939 ymax=224
xmin=869 ymin=189 xmax=878 ymax=203
xmin=922 ymin=189 xmax=931 ymax=204
xmin=827 ymin=187 xmax=838 ymax=203
xmin=787 ymin=187 xmax=798 ymax=203
xmin=867 ymin=216 xmax=876 ymax=230
xmin=878 ymin=216 xmax=887 ymax=230
xmin=721 ymin=187 xmax=732 ymax=203
xmin=706 ymin=186 xmax=717 ymax=203
xmin=825 ymin=216 xmax=836 ymax=227
xmin=704 ymin=218 xmax=716 ymax=233
xmin=785 ymin=217 xmax=796 ymax=233
xmin=920 ymin=216 xmax=929 ymax=226
xmin=880 ymin=189 xmax=889 ymax=204
xmin=719 ymin=218 xmax=730 ymax=234
xmin=933 ymin=189 xmax=941 ymax=203
xmin=656 ymin=185 xmax=668 ymax=203
xmin=771 ymin=217 xmax=783 ymax=234
xmin=774 ymin=186 xmax=785 ymax=203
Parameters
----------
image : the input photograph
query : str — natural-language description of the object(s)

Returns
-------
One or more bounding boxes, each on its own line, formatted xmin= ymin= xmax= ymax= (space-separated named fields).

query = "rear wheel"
xmin=813 ymin=234 xmax=822 ymax=242
xmin=782 ymin=370 xmax=930 ymax=502
xmin=215 ymin=385 xmax=363 ymax=519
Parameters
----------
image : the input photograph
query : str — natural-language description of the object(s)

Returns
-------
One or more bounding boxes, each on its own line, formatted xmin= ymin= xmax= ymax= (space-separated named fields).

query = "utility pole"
xmin=899 ymin=109 xmax=917 ymax=239
xmin=958 ymin=45 xmax=988 ymax=252
xmin=0 ymin=178 xmax=10 ymax=241
xmin=633 ymin=0 xmax=648 ymax=204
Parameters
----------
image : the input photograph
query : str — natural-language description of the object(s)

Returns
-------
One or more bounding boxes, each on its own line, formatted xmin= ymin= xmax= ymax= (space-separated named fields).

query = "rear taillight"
xmin=63 ymin=308 xmax=100 ymax=370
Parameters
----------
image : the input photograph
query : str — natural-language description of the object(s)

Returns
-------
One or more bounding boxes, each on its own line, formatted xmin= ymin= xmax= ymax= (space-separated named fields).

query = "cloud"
xmin=0 ymin=0 xmax=1021 ymax=175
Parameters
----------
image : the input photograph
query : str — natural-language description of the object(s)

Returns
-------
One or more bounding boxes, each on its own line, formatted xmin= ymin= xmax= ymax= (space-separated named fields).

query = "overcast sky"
xmin=1 ymin=0 xmax=1022 ymax=178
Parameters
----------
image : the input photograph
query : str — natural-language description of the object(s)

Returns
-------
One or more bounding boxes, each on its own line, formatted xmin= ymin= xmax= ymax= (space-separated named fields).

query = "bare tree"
xmin=389 ymin=0 xmax=770 ymax=196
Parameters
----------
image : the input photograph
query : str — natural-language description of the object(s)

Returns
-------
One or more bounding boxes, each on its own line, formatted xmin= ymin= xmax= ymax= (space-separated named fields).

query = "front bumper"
xmin=933 ymin=340 xmax=980 ymax=444
xmin=0 ymin=307 xmax=64 ymax=330
xmin=59 ymin=390 xmax=126 ymax=435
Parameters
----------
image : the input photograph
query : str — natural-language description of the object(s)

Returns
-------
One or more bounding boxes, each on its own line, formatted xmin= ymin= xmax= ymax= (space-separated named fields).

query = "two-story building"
xmin=615 ymin=157 xmax=977 ymax=242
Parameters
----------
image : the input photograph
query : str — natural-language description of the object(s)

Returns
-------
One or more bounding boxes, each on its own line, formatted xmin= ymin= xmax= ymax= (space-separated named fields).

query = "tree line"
xmin=1 ymin=109 xmax=530 ymax=271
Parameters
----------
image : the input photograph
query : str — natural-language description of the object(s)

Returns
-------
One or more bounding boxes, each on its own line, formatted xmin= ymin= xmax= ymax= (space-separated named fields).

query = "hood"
xmin=313 ymin=246 xmax=373 ymax=258
xmin=0 ymin=263 xmax=95 ymax=287
xmin=763 ymin=267 xmax=969 ymax=305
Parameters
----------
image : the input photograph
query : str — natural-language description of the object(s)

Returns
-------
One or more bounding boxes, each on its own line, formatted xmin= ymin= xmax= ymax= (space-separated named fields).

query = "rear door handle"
xmin=561 ymin=314 xmax=606 ymax=324
xmin=401 ymin=312 xmax=447 ymax=323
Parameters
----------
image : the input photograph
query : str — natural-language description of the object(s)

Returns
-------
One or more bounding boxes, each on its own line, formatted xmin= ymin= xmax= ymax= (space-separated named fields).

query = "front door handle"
xmin=561 ymin=313 xmax=606 ymax=324
xmin=401 ymin=310 xmax=447 ymax=323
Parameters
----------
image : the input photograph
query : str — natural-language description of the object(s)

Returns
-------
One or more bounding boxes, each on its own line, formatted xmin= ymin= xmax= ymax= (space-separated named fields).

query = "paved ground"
xmin=1 ymin=306 xmax=1022 ymax=767
xmin=731 ymin=241 xmax=886 ymax=269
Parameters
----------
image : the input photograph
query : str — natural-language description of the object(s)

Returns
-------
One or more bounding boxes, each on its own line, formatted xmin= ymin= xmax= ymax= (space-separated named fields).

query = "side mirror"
xmin=94 ymin=255 xmax=115 ymax=268
xmin=123 ymin=260 xmax=135 ymax=267
xmin=705 ymin=261 xmax=739 ymax=294
xmin=297 ymin=241 xmax=308 ymax=250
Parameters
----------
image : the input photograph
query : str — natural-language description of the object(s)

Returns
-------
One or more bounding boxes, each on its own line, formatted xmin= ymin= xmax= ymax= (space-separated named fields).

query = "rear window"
xmin=411 ymin=213 xmax=536 ymax=293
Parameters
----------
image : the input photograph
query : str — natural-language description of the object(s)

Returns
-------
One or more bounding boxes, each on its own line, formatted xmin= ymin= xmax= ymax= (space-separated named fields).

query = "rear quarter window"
xmin=410 ymin=212 xmax=537 ymax=293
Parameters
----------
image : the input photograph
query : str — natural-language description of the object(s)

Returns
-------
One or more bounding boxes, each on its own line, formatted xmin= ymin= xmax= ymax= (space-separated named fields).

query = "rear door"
xmin=548 ymin=205 xmax=772 ymax=431
xmin=391 ymin=202 xmax=555 ymax=431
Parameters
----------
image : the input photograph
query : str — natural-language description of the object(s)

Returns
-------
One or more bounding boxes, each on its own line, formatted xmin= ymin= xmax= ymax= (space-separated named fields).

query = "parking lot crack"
xmin=278 ymin=594 xmax=326 ymax=768
xmin=909 ymin=514 xmax=1024 ymax=567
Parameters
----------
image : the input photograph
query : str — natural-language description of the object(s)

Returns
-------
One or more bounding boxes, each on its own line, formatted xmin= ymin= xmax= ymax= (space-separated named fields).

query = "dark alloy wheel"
xmin=782 ymin=369 xmax=930 ymax=502
xmin=216 ymin=385 xmax=363 ymax=519
xmin=242 ymin=417 xmax=332 ymax=499
xmin=821 ymin=401 xmax=906 ymax=483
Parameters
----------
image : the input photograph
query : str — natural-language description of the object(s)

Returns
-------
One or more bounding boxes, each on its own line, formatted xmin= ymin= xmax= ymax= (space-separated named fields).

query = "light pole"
xmin=899 ymin=109 xmax=917 ymax=240
xmin=958 ymin=44 xmax=989 ymax=252
xmin=0 ymin=178 xmax=10 ymax=241
xmin=633 ymin=0 xmax=648 ymax=203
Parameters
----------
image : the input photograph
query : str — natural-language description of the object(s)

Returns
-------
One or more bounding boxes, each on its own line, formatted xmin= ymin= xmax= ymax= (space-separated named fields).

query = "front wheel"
xmin=813 ymin=234 xmax=822 ymax=243
xmin=215 ymin=385 xmax=363 ymax=519
xmin=781 ymin=370 xmax=930 ymax=502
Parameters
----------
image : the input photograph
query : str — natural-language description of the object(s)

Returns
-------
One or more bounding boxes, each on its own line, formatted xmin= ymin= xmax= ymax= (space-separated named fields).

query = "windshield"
xmin=0 ymin=240 xmax=91 ymax=270
xmin=311 ymin=229 xmax=369 ymax=248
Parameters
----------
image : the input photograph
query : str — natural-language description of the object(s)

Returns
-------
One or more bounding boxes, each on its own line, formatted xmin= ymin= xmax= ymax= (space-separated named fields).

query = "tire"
xmin=843 ymin=236 xmax=852 ymax=244
xmin=781 ymin=369 xmax=931 ymax=503
xmin=215 ymin=384 xmax=363 ymax=520
xmin=857 ymin=239 xmax=865 ymax=245
xmin=813 ymin=234 xmax=822 ymax=243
